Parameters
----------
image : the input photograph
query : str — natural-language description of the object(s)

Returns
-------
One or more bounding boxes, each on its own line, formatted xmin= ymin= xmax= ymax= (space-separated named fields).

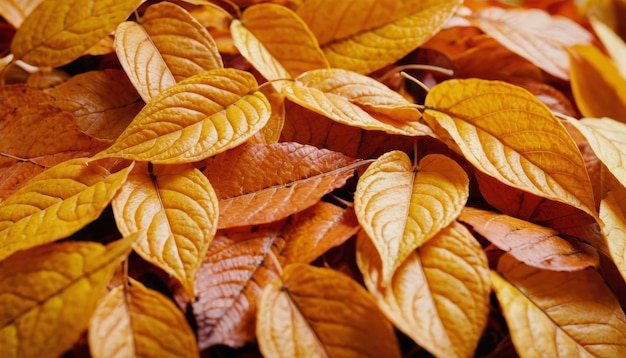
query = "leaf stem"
xmin=267 ymin=248 xmax=284 ymax=276
xmin=377 ymin=64 xmax=454 ymax=83
xmin=401 ymin=71 xmax=432 ymax=94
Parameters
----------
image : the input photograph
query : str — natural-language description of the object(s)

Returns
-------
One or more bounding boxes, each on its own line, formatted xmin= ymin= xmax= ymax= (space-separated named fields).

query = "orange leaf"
xmin=203 ymin=142 xmax=361 ymax=229
xmin=256 ymin=263 xmax=401 ymax=358
xmin=492 ymin=254 xmax=626 ymax=357
xmin=92 ymin=69 xmax=270 ymax=164
xmin=11 ymin=0 xmax=142 ymax=67
xmin=355 ymin=151 xmax=469 ymax=284
xmin=357 ymin=221 xmax=490 ymax=358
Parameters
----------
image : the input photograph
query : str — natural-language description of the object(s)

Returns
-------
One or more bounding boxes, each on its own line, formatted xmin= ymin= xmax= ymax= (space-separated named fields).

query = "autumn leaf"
xmin=0 ymin=236 xmax=134 ymax=358
xmin=492 ymin=254 xmax=626 ymax=357
xmin=599 ymin=190 xmax=626 ymax=282
xmin=424 ymin=79 xmax=597 ymax=219
xmin=257 ymin=263 xmax=401 ymax=358
xmin=0 ymin=0 xmax=43 ymax=28
xmin=89 ymin=279 xmax=198 ymax=358
xmin=92 ymin=69 xmax=271 ymax=164
xmin=11 ymin=0 xmax=142 ymax=67
xmin=203 ymin=142 xmax=361 ymax=228
xmin=296 ymin=0 xmax=461 ymax=74
xmin=357 ymin=221 xmax=490 ymax=358
xmin=112 ymin=162 xmax=218 ymax=297
xmin=0 ymin=159 xmax=133 ymax=261
xmin=355 ymin=151 xmax=469 ymax=284
xmin=590 ymin=17 xmax=626 ymax=79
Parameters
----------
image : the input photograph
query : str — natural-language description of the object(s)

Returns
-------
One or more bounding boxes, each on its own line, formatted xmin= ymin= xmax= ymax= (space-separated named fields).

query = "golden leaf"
xmin=89 ymin=279 xmax=199 ymax=358
xmin=590 ymin=17 xmax=626 ymax=79
xmin=354 ymin=151 xmax=469 ymax=285
xmin=91 ymin=69 xmax=271 ymax=164
xmin=296 ymin=0 xmax=461 ymax=74
xmin=0 ymin=159 xmax=133 ymax=261
xmin=424 ymin=79 xmax=597 ymax=219
xmin=256 ymin=263 xmax=401 ymax=358
xmin=569 ymin=44 xmax=626 ymax=122
xmin=11 ymin=0 xmax=142 ymax=67
xmin=492 ymin=254 xmax=626 ymax=357
xmin=599 ymin=190 xmax=626 ymax=282
xmin=357 ymin=222 xmax=490 ymax=358
xmin=0 ymin=236 xmax=133 ymax=358
xmin=112 ymin=162 xmax=218 ymax=297
xmin=231 ymin=3 xmax=327 ymax=81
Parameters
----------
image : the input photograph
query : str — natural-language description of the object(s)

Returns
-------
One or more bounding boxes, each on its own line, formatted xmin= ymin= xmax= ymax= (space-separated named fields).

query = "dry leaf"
xmin=590 ymin=17 xmax=626 ymax=79
xmin=354 ymin=151 xmax=469 ymax=284
xmin=0 ymin=0 xmax=44 ymax=28
xmin=0 ymin=236 xmax=133 ymax=358
xmin=256 ymin=263 xmax=401 ymax=358
xmin=599 ymin=190 xmax=626 ymax=282
xmin=357 ymin=221 xmax=490 ymax=358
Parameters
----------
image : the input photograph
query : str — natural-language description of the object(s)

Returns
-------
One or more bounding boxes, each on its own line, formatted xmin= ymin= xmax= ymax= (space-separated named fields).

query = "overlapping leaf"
xmin=599 ymin=190 xmax=626 ymax=281
xmin=0 ymin=0 xmax=44 ymax=27
xmin=355 ymin=151 xmax=469 ymax=284
xmin=296 ymin=0 xmax=461 ymax=74
xmin=0 ymin=159 xmax=132 ymax=260
xmin=89 ymin=279 xmax=199 ymax=358
xmin=0 ymin=237 xmax=133 ymax=358
xmin=92 ymin=69 xmax=271 ymax=164
xmin=590 ymin=17 xmax=626 ymax=79
xmin=357 ymin=221 xmax=490 ymax=358
xmin=11 ymin=0 xmax=142 ymax=67
xmin=203 ymin=142 xmax=361 ymax=228
xmin=492 ymin=254 xmax=626 ymax=357
xmin=112 ymin=162 xmax=218 ymax=297
xmin=424 ymin=79 xmax=597 ymax=219
xmin=231 ymin=3 xmax=328 ymax=81
xmin=257 ymin=263 xmax=401 ymax=358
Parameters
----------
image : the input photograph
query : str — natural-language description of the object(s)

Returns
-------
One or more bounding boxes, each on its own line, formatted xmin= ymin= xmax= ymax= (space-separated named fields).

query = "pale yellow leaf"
xmin=11 ymin=0 xmax=142 ymax=67
xmin=424 ymin=79 xmax=597 ymax=219
xmin=354 ymin=151 xmax=469 ymax=284
xmin=590 ymin=17 xmax=626 ymax=79
xmin=0 ymin=236 xmax=134 ymax=358
xmin=89 ymin=279 xmax=199 ymax=358
xmin=92 ymin=69 xmax=271 ymax=164
xmin=0 ymin=0 xmax=43 ymax=27
xmin=357 ymin=221 xmax=490 ymax=358
xmin=0 ymin=159 xmax=133 ymax=261
xmin=112 ymin=162 xmax=218 ymax=297
xmin=599 ymin=190 xmax=626 ymax=282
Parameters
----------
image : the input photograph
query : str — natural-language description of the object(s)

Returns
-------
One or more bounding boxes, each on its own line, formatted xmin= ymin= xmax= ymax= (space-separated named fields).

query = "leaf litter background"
xmin=1 ymin=0 xmax=626 ymax=357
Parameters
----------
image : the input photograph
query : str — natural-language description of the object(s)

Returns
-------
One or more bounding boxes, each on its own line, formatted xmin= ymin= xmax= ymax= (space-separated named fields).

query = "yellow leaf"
xmin=357 ymin=221 xmax=490 ymax=358
xmin=0 ymin=0 xmax=43 ymax=27
xmin=89 ymin=279 xmax=199 ymax=358
xmin=231 ymin=3 xmax=328 ymax=81
xmin=256 ymin=263 xmax=401 ymax=358
xmin=91 ymin=69 xmax=271 ymax=164
xmin=492 ymin=254 xmax=626 ymax=357
xmin=0 ymin=159 xmax=133 ymax=261
xmin=424 ymin=79 xmax=597 ymax=219
xmin=354 ymin=152 xmax=469 ymax=285
xmin=297 ymin=0 xmax=461 ymax=74
xmin=599 ymin=190 xmax=626 ymax=282
xmin=569 ymin=44 xmax=626 ymax=122
xmin=590 ymin=17 xmax=626 ymax=79
xmin=11 ymin=0 xmax=142 ymax=67
xmin=0 ymin=236 xmax=134 ymax=358
xmin=112 ymin=162 xmax=218 ymax=297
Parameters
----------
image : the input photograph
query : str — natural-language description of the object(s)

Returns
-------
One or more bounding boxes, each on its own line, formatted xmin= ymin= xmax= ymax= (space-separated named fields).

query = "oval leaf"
xmin=257 ymin=263 xmax=401 ymax=358
xmin=112 ymin=162 xmax=218 ymax=297
xmin=0 ymin=159 xmax=133 ymax=261
xmin=424 ymin=79 xmax=597 ymax=219
xmin=357 ymin=222 xmax=490 ymax=358
xmin=89 ymin=279 xmax=199 ymax=358
xmin=92 ymin=69 xmax=271 ymax=164
xmin=0 ymin=237 xmax=133 ymax=358
xmin=354 ymin=151 xmax=469 ymax=284
xmin=11 ymin=0 xmax=142 ymax=67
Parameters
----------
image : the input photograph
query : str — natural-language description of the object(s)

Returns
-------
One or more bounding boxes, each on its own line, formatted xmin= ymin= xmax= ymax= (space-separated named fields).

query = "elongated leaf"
xmin=357 ymin=222 xmax=490 ymax=358
xmin=92 ymin=69 xmax=271 ymax=164
xmin=599 ymin=190 xmax=626 ymax=282
xmin=89 ymin=279 xmax=199 ymax=358
xmin=424 ymin=79 xmax=597 ymax=219
xmin=11 ymin=0 xmax=142 ymax=67
xmin=231 ymin=3 xmax=327 ymax=81
xmin=297 ymin=0 xmax=461 ymax=74
xmin=492 ymin=254 xmax=626 ymax=357
xmin=0 ymin=159 xmax=132 ymax=260
xmin=0 ymin=236 xmax=134 ymax=358
xmin=590 ymin=17 xmax=626 ymax=79
xmin=355 ymin=151 xmax=469 ymax=284
xmin=203 ymin=142 xmax=361 ymax=228
xmin=112 ymin=162 xmax=218 ymax=297
xmin=257 ymin=263 xmax=401 ymax=358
